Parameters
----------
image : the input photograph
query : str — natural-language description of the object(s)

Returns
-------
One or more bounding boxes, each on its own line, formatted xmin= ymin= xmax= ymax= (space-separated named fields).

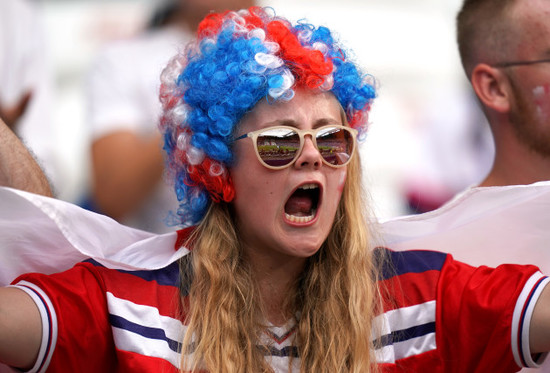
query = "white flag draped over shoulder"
xmin=3 ymin=182 xmax=549 ymax=282
xmin=375 ymin=181 xmax=550 ymax=274
xmin=0 ymin=187 xmax=185 ymax=286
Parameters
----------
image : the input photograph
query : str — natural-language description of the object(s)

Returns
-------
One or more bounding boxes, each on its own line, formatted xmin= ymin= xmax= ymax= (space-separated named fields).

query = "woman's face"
xmin=231 ymin=90 xmax=348 ymax=264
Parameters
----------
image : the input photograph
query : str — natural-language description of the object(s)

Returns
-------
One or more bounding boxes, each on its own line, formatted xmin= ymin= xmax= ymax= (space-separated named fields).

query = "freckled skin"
xmin=505 ymin=0 xmax=550 ymax=156
xmin=532 ymin=84 xmax=550 ymax=123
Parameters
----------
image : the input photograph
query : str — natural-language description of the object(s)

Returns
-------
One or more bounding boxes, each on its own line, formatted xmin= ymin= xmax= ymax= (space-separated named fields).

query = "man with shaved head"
xmin=381 ymin=5 xmax=550 ymax=370
xmin=457 ymin=0 xmax=550 ymax=186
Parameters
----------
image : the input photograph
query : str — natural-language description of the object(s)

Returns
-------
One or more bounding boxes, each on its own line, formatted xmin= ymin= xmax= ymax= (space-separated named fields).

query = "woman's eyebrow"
xmin=314 ymin=118 xmax=343 ymax=127
xmin=260 ymin=119 xmax=298 ymax=128
xmin=262 ymin=117 xmax=342 ymax=129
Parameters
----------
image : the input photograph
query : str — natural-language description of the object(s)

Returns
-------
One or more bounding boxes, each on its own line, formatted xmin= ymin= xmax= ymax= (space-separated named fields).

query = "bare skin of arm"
xmin=0 ymin=287 xmax=42 ymax=369
xmin=91 ymin=130 xmax=164 ymax=220
xmin=0 ymin=118 xmax=52 ymax=196
xmin=530 ymin=284 xmax=550 ymax=354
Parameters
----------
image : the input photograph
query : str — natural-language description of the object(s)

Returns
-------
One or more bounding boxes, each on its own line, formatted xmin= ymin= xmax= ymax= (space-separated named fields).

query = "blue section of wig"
xmin=174 ymin=173 xmax=210 ymax=225
xmin=178 ymin=26 xmax=271 ymax=166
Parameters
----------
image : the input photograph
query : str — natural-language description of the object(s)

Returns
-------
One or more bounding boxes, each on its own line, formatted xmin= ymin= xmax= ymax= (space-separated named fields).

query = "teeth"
xmin=285 ymin=209 xmax=316 ymax=223
xmin=298 ymin=183 xmax=318 ymax=190
xmin=285 ymin=184 xmax=319 ymax=224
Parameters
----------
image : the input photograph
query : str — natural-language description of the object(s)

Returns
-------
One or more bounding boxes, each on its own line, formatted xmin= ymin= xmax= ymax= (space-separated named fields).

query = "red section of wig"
xmin=198 ymin=7 xmax=334 ymax=91
xmin=197 ymin=12 xmax=228 ymax=37
xmin=185 ymin=158 xmax=235 ymax=203
xmin=266 ymin=20 xmax=334 ymax=89
xmin=242 ymin=6 xmax=265 ymax=30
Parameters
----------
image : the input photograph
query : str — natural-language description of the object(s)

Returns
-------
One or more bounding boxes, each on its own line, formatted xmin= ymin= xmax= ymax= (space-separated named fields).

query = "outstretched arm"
xmin=0 ymin=287 xmax=42 ymax=369
xmin=0 ymin=118 xmax=52 ymax=196
xmin=531 ymin=284 xmax=550 ymax=354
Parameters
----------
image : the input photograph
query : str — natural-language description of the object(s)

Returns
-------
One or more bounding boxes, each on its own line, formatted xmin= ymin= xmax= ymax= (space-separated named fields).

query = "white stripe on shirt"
xmin=12 ymin=281 xmax=58 ymax=373
xmin=106 ymin=292 xmax=184 ymax=344
xmin=511 ymin=272 xmax=550 ymax=368
xmin=374 ymin=300 xmax=436 ymax=363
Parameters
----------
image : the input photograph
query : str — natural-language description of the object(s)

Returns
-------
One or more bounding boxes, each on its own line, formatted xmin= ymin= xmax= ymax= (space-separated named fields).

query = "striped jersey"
xmin=12 ymin=248 xmax=548 ymax=372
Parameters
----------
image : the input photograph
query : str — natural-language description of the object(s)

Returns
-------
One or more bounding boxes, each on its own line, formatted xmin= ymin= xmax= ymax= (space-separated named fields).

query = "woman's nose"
xmin=294 ymin=136 xmax=321 ymax=169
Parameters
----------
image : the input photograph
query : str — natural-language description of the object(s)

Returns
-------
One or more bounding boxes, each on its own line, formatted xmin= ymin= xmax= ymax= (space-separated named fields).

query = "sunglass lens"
xmin=256 ymin=128 xmax=300 ymax=168
xmin=316 ymin=127 xmax=353 ymax=166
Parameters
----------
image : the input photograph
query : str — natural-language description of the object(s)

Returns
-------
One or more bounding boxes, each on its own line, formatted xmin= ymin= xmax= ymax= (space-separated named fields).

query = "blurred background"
xmin=11 ymin=0 xmax=492 ymax=222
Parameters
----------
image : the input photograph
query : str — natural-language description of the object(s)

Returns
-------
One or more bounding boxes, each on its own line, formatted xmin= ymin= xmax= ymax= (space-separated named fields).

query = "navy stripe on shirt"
xmin=84 ymin=258 xmax=183 ymax=288
xmin=109 ymin=313 xmax=182 ymax=353
xmin=375 ymin=248 xmax=448 ymax=280
xmin=261 ymin=345 xmax=299 ymax=358
xmin=374 ymin=321 xmax=436 ymax=348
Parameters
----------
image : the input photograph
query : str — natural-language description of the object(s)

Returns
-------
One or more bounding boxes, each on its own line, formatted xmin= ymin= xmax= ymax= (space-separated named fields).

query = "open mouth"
xmin=284 ymin=183 xmax=321 ymax=224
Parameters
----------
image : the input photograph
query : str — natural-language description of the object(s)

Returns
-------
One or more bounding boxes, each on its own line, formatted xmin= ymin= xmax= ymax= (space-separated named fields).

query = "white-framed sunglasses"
xmin=234 ymin=124 xmax=357 ymax=169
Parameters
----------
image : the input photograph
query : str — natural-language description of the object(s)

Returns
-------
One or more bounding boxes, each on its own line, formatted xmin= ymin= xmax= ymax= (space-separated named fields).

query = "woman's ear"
xmin=470 ymin=63 xmax=511 ymax=113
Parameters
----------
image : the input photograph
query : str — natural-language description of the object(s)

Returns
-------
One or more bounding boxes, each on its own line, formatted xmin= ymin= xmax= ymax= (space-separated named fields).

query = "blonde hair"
xmin=179 ymin=152 xmax=381 ymax=372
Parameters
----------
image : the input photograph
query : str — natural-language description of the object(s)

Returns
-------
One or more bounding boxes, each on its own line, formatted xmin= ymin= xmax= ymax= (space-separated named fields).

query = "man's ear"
xmin=471 ymin=63 xmax=511 ymax=113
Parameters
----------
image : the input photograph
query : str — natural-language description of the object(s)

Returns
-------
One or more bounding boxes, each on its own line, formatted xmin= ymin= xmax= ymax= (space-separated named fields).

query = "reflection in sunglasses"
xmin=235 ymin=125 xmax=357 ymax=169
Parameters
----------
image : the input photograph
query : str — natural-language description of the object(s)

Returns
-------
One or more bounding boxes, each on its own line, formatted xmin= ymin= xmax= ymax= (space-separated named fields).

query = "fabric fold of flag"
xmin=0 ymin=187 xmax=184 ymax=286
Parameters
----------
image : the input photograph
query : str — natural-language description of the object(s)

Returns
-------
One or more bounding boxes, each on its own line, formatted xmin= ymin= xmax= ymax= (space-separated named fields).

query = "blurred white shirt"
xmin=86 ymin=26 xmax=190 ymax=233
xmin=0 ymin=0 xmax=58 ymax=189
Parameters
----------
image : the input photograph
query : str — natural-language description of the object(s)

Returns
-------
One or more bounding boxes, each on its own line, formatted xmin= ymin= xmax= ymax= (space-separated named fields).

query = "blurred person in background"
xmin=87 ymin=0 xmax=255 ymax=233
xmin=402 ymin=87 xmax=494 ymax=214
xmin=0 ymin=0 xmax=58 ymax=193
xmin=380 ymin=2 xmax=550 ymax=370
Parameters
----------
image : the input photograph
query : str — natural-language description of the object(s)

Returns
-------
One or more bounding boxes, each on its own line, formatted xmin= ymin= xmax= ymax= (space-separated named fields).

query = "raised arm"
xmin=0 ymin=118 xmax=52 ymax=196
xmin=91 ymin=130 xmax=164 ymax=220
xmin=530 ymin=283 xmax=550 ymax=354
xmin=0 ymin=287 xmax=42 ymax=369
